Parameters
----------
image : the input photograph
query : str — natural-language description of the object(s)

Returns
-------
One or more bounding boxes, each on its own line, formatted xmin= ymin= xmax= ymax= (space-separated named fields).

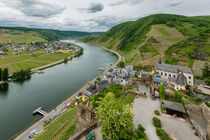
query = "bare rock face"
xmin=186 ymin=103 xmax=210 ymax=140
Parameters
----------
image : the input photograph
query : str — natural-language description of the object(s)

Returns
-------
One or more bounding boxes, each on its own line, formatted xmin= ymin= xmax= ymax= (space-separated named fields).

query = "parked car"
xmin=86 ymin=132 xmax=95 ymax=140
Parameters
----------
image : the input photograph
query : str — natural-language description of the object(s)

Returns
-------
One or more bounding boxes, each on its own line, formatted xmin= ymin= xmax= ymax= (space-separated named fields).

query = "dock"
xmin=33 ymin=107 xmax=47 ymax=116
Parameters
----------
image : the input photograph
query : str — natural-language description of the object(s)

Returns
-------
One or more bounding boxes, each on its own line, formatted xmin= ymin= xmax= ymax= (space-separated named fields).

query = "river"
xmin=0 ymin=41 xmax=117 ymax=140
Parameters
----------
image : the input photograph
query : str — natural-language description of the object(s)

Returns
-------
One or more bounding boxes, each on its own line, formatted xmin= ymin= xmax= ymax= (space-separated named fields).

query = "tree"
xmin=202 ymin=62 xmax=210 ymax=78
xmin=64 ymin=58 xmax=68 ymax=63
xmin=159 ymin=83 xmax=165 ymax=99
xmin=96 ymin=92 xmax=134 ymax=139
xmin=117 ymin=61 xmax=125 ymax=68
xmin=2 ymin=68 xmax=9 ymax=81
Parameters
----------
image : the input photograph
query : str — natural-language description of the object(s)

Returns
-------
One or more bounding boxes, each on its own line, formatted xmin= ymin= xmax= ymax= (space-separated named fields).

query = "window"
xmin=161 ymin=72 xmax=163 ymax=75
xmin=165 ymin=73 xmax=167 ymax=76
xmin=189 ymin=76 xmax=191 ymax=79
xmin=189 ymin=81 xmax=191 ymax=84
xmin=169 ymin=74 xmax=171 ymax=77
xmin=174 ymin=75 xmax=176 ymax=78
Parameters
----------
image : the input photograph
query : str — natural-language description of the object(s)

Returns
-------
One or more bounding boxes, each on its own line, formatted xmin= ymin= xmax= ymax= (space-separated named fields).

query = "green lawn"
xmin=0 ymin=50 xmax=72 ymax=74
xmin=34 ymin=106 xmax=77 ymax=140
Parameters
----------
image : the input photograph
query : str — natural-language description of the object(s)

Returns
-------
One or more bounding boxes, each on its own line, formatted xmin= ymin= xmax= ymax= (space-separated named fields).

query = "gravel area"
xmin=133 ymin=84 xmax=201 ymax=140
xmin=160 ymin=114 xmax=200 ymax=140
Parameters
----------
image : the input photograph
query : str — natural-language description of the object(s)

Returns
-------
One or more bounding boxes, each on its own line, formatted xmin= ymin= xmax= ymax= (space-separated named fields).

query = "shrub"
xmin=136 ymin=129 xmax=146 ymax=138
xmin=138 ymin=124 xmax=145 ymax=132
xmin=132 ymin=123 xmax=147 ymax=140
xmin=64 ymin=57 xmax=68 ymax=63
xmin=154 ymin=110 xmax=160 ymax=115
xmin=156 ymin=128 xmax=172 ymax=140
xmin=153 ymin=117 xmax=162 ymax=128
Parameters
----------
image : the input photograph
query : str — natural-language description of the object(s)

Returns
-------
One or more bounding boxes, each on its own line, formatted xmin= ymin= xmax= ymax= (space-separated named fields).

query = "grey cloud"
xmin=3 ymin=0 xmax=65 ymax=18
xmin=169 ymin=0 xmax=184 ymax=7
xmin=79 ymin=3 xmax=104 ymax=13
xmin=86 ymin=16 xmax=137 ymax=31
xmin=110 ymin=0 xmax=142 ymax=6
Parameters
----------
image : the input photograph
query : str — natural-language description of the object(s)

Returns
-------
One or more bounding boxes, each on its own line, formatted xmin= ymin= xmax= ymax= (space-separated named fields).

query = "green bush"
xmin=136 ymin=129 xmax=146 ymax=138
xmin=153 ymin=117 xmax=162 ymax=128
xmin=156 ymin=128 xmax=172 ymax=140
xmin=132 ymin=123 xmax=147 ymax=140
xmin=138 ymin=124 xmax=145 ymax=132
xmin=63 ymin=57 xmax=68 ymax=63
xmin=154 ymin=110 xmax=160 ymax=115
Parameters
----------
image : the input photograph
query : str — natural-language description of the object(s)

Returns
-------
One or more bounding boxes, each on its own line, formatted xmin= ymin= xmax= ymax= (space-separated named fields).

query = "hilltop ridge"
xmin=81 ymin=14 xmax=210 ymax=75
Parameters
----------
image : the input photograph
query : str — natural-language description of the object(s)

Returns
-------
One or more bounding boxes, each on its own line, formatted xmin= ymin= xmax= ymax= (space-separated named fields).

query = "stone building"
xmin=155 ymin=58 xmax=194 ymax=90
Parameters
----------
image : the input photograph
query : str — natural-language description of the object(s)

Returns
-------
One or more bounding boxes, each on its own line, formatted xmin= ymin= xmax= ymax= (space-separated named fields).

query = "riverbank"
xmin=31 ymin=54 xmax=75 ymax=73
xmin=13 ymin=42 xmax=121 ymax=140
xmin=77 ymin=40 xmax=124 ymax=63
xmin=31 ymin=46 xmax=83 ymax=73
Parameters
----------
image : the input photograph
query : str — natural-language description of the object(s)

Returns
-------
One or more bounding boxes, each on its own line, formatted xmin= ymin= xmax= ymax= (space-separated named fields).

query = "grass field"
xmin=34 ymin=106 xmax=77 ymax=140
xmin=0 ymin=29 xmax=45 ymax=44
xmin=0 ymin=50 xmax=73 ymax=74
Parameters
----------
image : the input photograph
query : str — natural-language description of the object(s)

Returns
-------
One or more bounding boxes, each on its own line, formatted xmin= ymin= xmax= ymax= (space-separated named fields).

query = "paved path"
xmin=133 ymin=84 xmax=161 ymax=140
xmin=14 ymin=44 xmax=121 ymax=140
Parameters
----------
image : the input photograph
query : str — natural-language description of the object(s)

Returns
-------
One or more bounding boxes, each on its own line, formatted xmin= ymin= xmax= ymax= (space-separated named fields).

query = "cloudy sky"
xmin=0 ymin=0 xmax=210 ymax=32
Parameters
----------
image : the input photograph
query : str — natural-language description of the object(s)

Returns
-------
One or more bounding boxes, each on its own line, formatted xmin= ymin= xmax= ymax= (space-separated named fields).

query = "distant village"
xmin=0 ymin=41 xmax=81 ymax=55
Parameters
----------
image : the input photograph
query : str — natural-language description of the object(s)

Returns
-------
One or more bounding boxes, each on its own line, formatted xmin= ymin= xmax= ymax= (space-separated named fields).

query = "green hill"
xmin=81 ymin=14 xmax=210 ymax=75
xmin=0 ymin=26 xmax=101 ymax=43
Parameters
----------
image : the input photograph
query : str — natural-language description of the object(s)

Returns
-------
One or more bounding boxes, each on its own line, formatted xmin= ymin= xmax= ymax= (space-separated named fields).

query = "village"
xmin=78 ymin=58 xmax=210 ymax=140
xmin=0 ymin=41 xmax=81 ymax=55
xmin=28 ymin=56 xmax=210 ymax=140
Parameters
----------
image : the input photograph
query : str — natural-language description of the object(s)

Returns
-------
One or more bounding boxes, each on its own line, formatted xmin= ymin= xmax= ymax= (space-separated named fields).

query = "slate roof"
xmin=0 ymin=50 xmax=6 ymax=55
xmin=162 ymin=100 xmax=186 ymax=113
xmin=98 ymin=79 xmax=110 ymax=92
xmin=154 ymin=77 xmax=168 ymax=85
xmin=175 ymin=73 xmax=187 ymax=86
xmin=195 ymin=79 xmax=206 ymax=86
xmin=168 ymin=76 xmax=176 ymax=82
xmin=156 ymin=63 xmax=192 ymax=74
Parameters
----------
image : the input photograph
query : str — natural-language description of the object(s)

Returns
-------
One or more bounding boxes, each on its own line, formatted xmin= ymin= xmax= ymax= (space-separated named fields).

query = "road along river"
xmin=0 ymin=41 xmax=117 ymax=140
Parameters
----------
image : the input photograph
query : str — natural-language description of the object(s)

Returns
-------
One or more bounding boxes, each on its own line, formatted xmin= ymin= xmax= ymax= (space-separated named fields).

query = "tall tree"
xmin=96 ymin=92 xmax=134 ymax=139
xmin=2 ymin=68 xmax=9 ymax=81
xmin=159 ymin=83 xmax=165 ymax=99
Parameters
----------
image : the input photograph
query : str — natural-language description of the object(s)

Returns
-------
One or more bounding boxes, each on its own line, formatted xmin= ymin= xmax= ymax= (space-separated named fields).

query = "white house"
xmin=155 ymin=58 xmax=194 ymax=90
